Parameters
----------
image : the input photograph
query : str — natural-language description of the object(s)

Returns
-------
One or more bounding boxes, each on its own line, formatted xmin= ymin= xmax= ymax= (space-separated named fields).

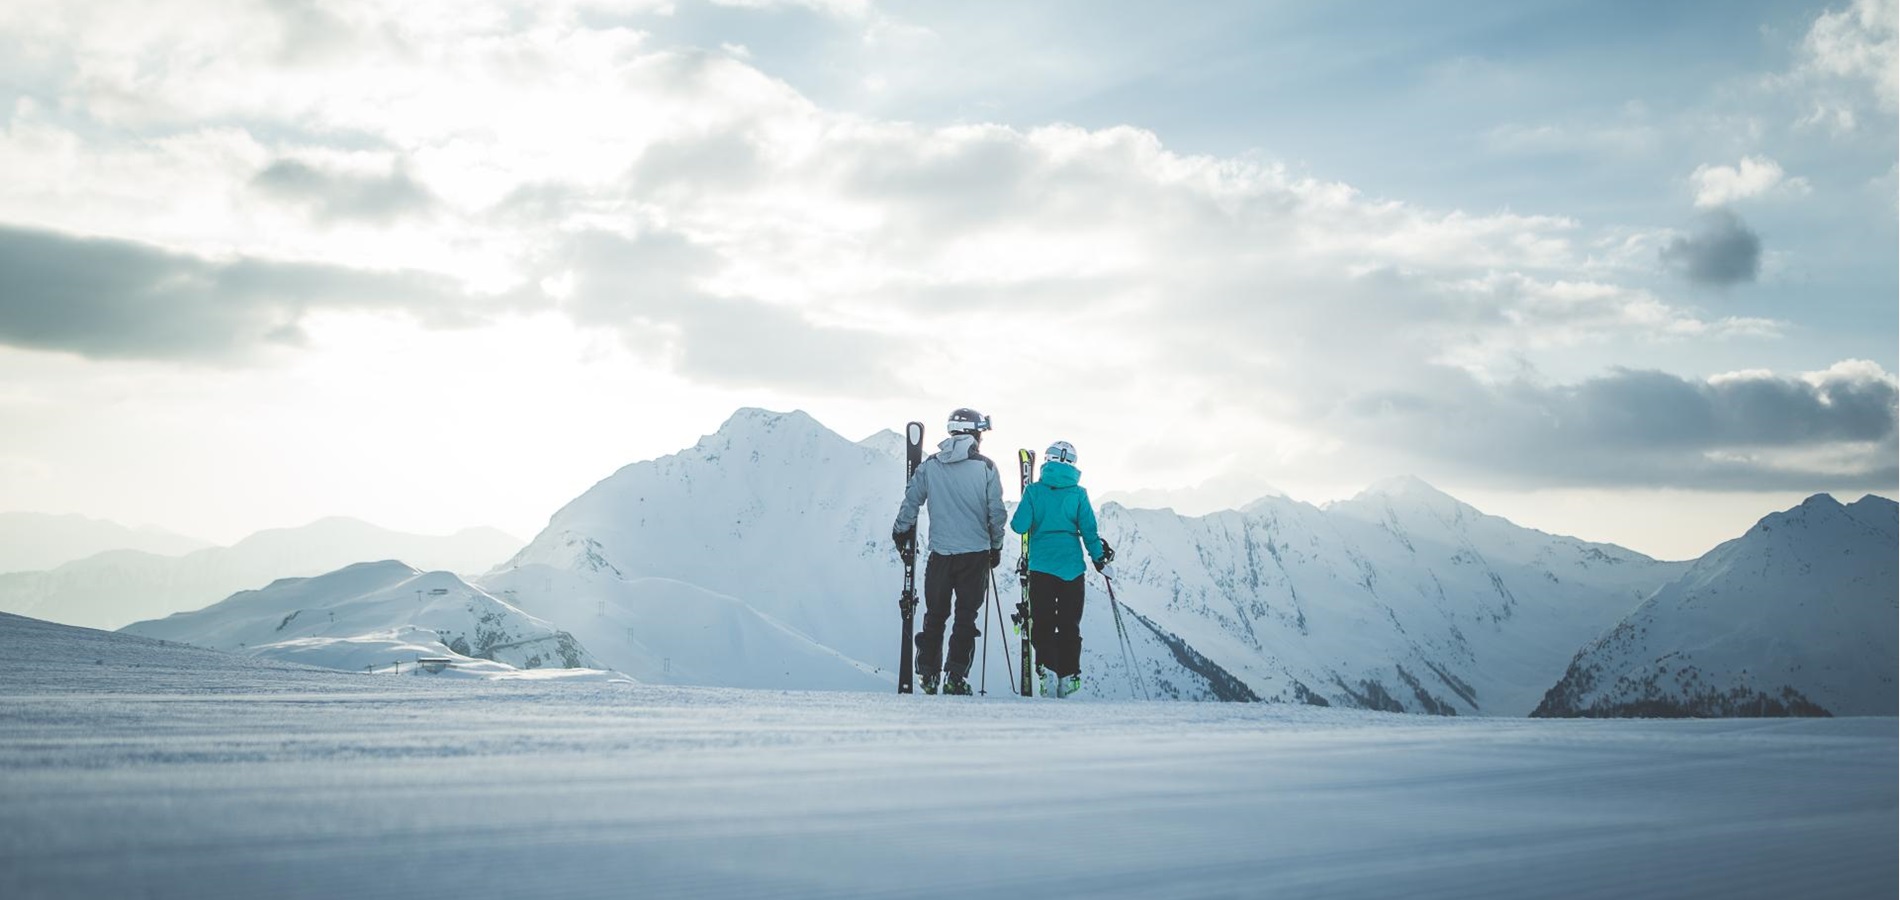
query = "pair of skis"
xmin=895 ymin=425 xmax=1039 ymax=697
xmin=897 ymin=422 xmax=924 ymax=694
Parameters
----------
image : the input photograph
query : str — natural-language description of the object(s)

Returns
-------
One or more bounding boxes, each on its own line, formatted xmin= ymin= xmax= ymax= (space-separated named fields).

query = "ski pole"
xmin=989 ymin=570 xmax=1013 ymax=695
xmin=1102 ymin=574 xmax=1149 ymax=701
xmin=980 ymin=572 xmax=992 ymax=695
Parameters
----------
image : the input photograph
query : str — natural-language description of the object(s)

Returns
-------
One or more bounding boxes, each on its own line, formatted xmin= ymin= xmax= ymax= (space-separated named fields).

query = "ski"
xmin=897 ymin=421 xmax=925 ymax=694
xmin=1016 ymin=448 xmax=1035 ymax=696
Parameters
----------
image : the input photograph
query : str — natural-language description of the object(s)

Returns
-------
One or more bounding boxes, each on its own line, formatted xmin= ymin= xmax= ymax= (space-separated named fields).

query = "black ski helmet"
xmin=946 ymin=407 xmax=992 ymax=436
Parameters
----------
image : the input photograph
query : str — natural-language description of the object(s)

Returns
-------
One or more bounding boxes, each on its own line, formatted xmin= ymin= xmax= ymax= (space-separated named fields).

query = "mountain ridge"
xmin=1533 ymin=493 xmax=1897 ymax=717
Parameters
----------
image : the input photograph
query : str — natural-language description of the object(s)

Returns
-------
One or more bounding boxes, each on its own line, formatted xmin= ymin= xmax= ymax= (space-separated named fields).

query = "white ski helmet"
xmin=1045 ymin=440 xmax=1077 ymax=465
xmin=947 ymin=407 xmax=992 ymax=436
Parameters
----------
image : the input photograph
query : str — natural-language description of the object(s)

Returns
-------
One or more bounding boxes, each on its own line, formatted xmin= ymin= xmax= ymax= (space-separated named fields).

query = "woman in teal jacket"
xmin=1010 ymin=441 xmax=1112 ymax=698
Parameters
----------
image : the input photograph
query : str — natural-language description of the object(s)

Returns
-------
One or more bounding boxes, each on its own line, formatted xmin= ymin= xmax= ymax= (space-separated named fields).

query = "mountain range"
xmin=0 ymin=512 xmax=211 ymax=573
xmin=110 ymin=408 xmax=1897 ymax=716
xmin=0 ymin=517 xmax=523 ymax=630
xmin=1535 ymin=493 xmax=1896 ymax=717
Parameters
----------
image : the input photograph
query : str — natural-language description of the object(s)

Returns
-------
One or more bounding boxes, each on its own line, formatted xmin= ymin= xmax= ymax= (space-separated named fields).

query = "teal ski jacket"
xmin=1010 ymin=460 xmax=1105 ymax=581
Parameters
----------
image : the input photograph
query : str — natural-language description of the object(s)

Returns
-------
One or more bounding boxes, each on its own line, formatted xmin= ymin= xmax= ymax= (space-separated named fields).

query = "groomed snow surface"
xmin=3 ymin=613 xmax=1894 ymax=900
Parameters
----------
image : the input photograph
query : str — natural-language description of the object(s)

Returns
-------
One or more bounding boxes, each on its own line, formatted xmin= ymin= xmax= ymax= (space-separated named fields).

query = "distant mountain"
xmin=1101 ymin=473 xmax=1287 ymax=517
xmin=122 ymin=560 xmax=599 ymax=676
xmin=0 ymin=512 xmax=211 ymax=574
xmin=1533 ymin=495 xmax=1897 ymax=718
xmin=1096 ymin=475 xmax=1687 ymax=715
xmin=0 ymin=518 xmax=525 ymax=630
xmin=488 ymin=408 xmax=1252 ymax=699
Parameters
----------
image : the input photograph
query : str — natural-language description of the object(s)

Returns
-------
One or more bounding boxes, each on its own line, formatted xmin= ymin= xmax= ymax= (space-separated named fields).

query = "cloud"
xmin=1660 ymin=210 xmax=1761 ymax=287
xmin=1799 ymin=0 xmax=1898 ymax=112
xmin=548 ymin=229 xmax=903 ymax=395
xmin=1690 ymin=156 xmax=1800 ymax=208
xmin=1332 ymin=362 xmax=1899 ymax=491
xmin=252 ymin=158 xmax=437 ymax=224
xmin=0 ymin=0 xmax=1852 ymax=494
xmin=0 ymin=224 xmax=463 ymax=362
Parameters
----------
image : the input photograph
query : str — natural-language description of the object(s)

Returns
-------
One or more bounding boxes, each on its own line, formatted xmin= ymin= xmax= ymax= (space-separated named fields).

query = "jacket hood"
xmin=1040 ymin=460 xmax=1080 ymax=488
xmin=935 ymin=433 xmax=978 ymax=463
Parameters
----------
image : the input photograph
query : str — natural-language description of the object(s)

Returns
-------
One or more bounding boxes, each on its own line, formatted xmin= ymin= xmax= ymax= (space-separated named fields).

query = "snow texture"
xmin=2 ymin=612 xmax=1894 ymax=900
xmin=1536 ymin=495 xmax=1898 ymax=717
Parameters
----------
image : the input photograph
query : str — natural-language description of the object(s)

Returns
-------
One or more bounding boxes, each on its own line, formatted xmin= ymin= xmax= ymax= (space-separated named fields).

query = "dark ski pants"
xmin=1029 ymin=570 xmax=1086 ymax=678
xmin=916 ymin=550 xmax=989 ymax=680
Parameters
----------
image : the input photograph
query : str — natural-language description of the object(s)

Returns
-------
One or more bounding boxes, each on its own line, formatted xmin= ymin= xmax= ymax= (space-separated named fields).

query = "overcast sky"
xmin=0 ymin=0 xmax=1893 ymax=560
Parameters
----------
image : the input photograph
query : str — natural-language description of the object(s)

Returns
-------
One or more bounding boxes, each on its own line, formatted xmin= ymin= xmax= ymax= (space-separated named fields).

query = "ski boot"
xmin=920 ymin=673 xmax=940 ymax=695
xmin=1038 ymin=666 xmax=1057 ymax=698
xmin=943 ymin=676 xmax=973 ymax=696
xmin=1057 ymin=674 xmax=1082 ymax=698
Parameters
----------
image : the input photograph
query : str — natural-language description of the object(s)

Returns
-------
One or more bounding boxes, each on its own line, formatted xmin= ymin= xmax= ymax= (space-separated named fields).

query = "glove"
xmin=1098 ymin=563 xmax=1117 ymax=581
xmin=1098 ymin=540 xmax=1116 ymax=566
xmin=989 ymin=547 xmax=1002 ymax=569
xmin=893 ymin=529 xmax=916 ymax=563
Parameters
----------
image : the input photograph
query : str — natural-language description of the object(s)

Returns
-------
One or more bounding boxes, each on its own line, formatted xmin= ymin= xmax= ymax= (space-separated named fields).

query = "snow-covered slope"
xmin=1092 ymin=476 xmax=1687 ymax=715
xmin=0 ymin=517 xmax=525 ymax=630
xmin=122 ymin=560 xmax=600 ymax=677
xmin=7 ymin=609 xmax=1894 ymax=900
xmin=0 ymin=512 xmax=211 ymax=574
xmin=484 ymin=564 xmax=890 ymax=690
xmin=1533 ymin=495 xmax=1898 ymax=718
xmin=493 ymin=409 xmax=1251 ymax=700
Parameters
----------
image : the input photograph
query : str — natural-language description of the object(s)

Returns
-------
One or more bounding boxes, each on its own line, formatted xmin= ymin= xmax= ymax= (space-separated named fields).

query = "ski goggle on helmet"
xmin=947 ymin=407 xmax=992 ymax=435
xmin=1045 ymin=441 xmax=1077 ymax=465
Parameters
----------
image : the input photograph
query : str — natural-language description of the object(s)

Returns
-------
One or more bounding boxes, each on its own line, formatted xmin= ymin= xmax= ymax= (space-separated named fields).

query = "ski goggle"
xmin=948 ymin=413 xmax=992 ymax=433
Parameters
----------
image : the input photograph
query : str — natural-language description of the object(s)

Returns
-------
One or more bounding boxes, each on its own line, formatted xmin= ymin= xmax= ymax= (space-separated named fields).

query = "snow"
xmin=120 ymin=561 xmax=605 ymax=678
xmin=2 ymin=612 xmax=1894 ymax=899
xmin=484 ymin=563 xmax=890 ymax=690
xmin=1539 ymin=494 xmax=1898 ymax=717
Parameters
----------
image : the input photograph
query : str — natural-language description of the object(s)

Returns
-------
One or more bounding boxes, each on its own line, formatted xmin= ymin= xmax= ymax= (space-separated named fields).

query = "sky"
xmin=0 ymin=0 xmax=1894 ymax=560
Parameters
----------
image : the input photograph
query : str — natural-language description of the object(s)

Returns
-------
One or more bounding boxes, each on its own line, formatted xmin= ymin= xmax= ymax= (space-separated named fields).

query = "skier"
xmin=892 ymin=408 xmax=1007 ymax=695
xmin=1010 ymin=440 xmax=1112 ymax=698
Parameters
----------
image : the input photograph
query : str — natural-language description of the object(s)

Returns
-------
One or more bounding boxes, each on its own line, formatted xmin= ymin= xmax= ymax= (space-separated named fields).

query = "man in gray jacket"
xmin=892 ymin=407 xmax=1007 ymax=695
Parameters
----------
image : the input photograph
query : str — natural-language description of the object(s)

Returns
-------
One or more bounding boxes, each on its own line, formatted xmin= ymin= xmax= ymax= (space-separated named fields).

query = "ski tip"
xmin=906 ymin=421 xmax=924 ymax=443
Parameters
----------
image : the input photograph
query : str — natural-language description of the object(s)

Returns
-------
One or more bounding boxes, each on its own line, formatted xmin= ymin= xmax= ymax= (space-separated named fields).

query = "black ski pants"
xmin=1029 ymin=570 xmax=1086 ymax=677
xmin=915 ymin=550 xmax=989 ymax=681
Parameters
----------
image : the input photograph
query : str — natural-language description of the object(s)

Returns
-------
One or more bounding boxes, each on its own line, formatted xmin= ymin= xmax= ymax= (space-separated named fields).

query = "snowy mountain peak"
xmin=704 ymin=407 xmax=826 ymax=444
xmin=1355 ymin=475 xmax=1455 ymax=503
xmin=855 ymin=428 xmax=907 ymax=461
xmin=1237 ymin=490 xmax=1296 ymax=515
xmin=1329 ymin=475 xmax=1477 ymax=528
xmin=1747 ymin=492 xmax=1878 ymax=540
xmin=1535 ymin=493 xmax=1897 ymax=718
xmin=266 ymin=559 xmax=421 ymax=593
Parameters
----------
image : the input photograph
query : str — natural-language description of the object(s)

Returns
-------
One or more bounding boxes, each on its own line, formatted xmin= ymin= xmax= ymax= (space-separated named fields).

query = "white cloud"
xmin=0 ymin=0 xmax=1881 ymax=543
xmin=1690 ymin=156 xmax=1800 ymax=207
xmin=1799 ymin=0 xmax=1899 ymax=112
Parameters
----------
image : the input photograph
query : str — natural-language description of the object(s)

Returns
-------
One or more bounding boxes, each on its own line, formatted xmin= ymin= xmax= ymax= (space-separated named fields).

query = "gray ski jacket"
xmin=892 ymin=434 xmax=1007 ymax=556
